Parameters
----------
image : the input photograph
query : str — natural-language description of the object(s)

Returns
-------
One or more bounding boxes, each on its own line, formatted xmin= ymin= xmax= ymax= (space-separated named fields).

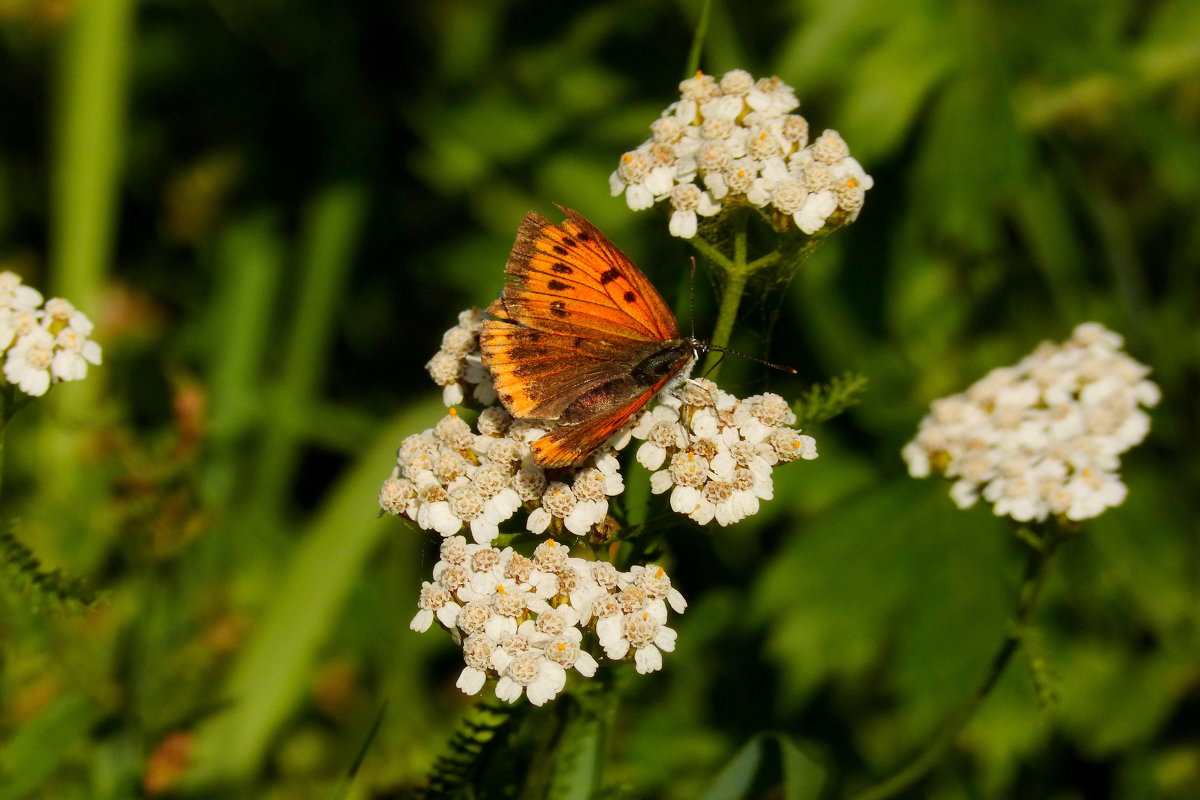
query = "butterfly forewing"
xmin=501 ymin=209 xmax=680 ymax=341
xmin=480 ymin=207 xmax=697 ymax=467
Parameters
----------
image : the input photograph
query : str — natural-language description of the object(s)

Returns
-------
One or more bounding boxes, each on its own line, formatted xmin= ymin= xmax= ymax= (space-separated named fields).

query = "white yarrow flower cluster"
xmin=0 ymin=272 xmax=102 ymax=397
xmin=631 ymin=378 xmax=818 ymax=525
xmin=525 ymin=453 xmax=625 ymax=536
xmin=379 ymin=405 xmax=634 ymax=542
xmin=410 ymin=537 xmax=687 ymax=705
xmin=610 ymin=69 xmax=873 ymax=238
xmin=379 ymin=407 xmax=526 ymax=544
xmin=902 ymin=323 xmax=1160 ymax=523
xmin=425 ymin=308 xmax=498 ymax=407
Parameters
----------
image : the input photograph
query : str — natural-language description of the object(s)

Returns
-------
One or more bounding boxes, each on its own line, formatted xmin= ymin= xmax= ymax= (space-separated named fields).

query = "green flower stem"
xmin=852 ymin=527 xmax=1065 ymax=800
xmin=692 ymin=214 xmax=825 ymax=379
xmin=687 ymin=233 xmax=735 ymax=272
xmin=683 ymin=0 xmax=713 ymax=78
xmin=697 ymin=218 xmax=748 ymax=379
xmin=703 ymin=271 xmax=747 ymax=379
xmin=0 ymin=387 xmax=7 ymax=503
xmin=745 ymin=250 xmax=782 ymax=272
xmin=248 ymin=183 xmax=367 ymax=521
xmin=42 ymin=0 xmax=136 ymax=511
xmin=0 ymin=385 xmax=30 ymax=502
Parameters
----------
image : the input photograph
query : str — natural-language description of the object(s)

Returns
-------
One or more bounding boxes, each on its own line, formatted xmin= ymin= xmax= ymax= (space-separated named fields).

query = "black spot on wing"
xmin=553 ymin=245 xmax=569 ymax=256
xmin=549 ymin=301 xmax=569 ymax=318
xmin=599 ymin=268 xmax=621 ymax=285
xmin=624 ymin=291 xmax=637 ymax=303
xmin=547 ymin=280 xmax=572 ymax=292
xmin=551 ymin=262 xmax=573 ymax=274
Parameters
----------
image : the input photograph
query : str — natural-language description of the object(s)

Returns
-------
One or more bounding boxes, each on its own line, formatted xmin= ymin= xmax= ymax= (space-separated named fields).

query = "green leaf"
xmin=1085 ymin=464 xmax=1195 ymax=637
xmin=700 ymin=734 xmax=825 ymax=800
xmin=791 ymin=371 xmax=868 ymax=430
xmin=701 ymin=738 xmax=763 ymax=800
xmin=777 ymin=735 xmax=826 ymax=800
xmin=773 ymin=0 xmax=896 ymax=91
xmin=329 ymin=701 xmax=388 ymax=800
xmin=838 ymin=13 xmax=955 ymax=162
xmin=1009 ymin=168 xmax=1089 ymax=322
xmin=1052 ymin=641 xmax=1180 ymax=758
xmin=1 ymin=523 xmax=101 ymax=610
xmin=755 ymin=479 xmax=1012 ymax=722
xmin=0 ymin=693 xmax=103 ymax=800
xmin=890 ymin=501 xmax=1012 ymax=738
xmin=183 ymin=398 xmax=445 ymax=787
xmin=545 ymin=706 xmax=605 ymax=800
xmin=910 ymin=39 xmax=1027 ymax=253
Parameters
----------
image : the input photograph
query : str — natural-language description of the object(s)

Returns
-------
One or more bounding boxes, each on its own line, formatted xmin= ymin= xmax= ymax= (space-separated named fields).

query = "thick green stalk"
xmin=51 ymin=0 xmax=136 ymax=310
xmin=0 ymin=387 xmax=7 ymax=503
xmin=184 ymin=399 xmax=444 ymax=785
xmin=248 ymin=183 xmax=367 ymax=518
xmin=43 ymin=0 xmax=137 ymax=508
xmin=692 ymin=215 xmax=823 ymax=378
xmin=852 ymin=529 xmax=1064 ymax=800
xmin=702 ymin=271 xmax=747 ymax=379
xmin=699 ymin=219 xmax=748 ymax=378
xmin=204 ymin=213 xmax=286 ymax=504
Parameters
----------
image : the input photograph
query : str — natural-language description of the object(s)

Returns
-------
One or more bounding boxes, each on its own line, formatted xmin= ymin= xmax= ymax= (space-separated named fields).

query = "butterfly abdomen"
xmin=559 ymin=339 xmax=698 ymax=427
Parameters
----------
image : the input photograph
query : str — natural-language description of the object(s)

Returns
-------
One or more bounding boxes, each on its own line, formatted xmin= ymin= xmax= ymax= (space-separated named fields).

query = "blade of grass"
xmin=205 ymin=212 xmax=286 ymax=504
xmin=0 ymin=693 xmax=104 ymax=800
xmin=330 ymin=701 xmax=388 ymax=800
xmin=183 ymin=397 xmax=442 ymax=786
xmin=50 ymin=0 xmax=136 ymax=311
xmin=39 ymin=0 xmax=137 ymax=565
xmin=249 ymin=183 xmax=368 ymax=519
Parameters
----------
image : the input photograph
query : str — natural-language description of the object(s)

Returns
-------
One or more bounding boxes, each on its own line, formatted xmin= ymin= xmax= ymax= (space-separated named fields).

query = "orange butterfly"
xmin=480 ymin=207 xmax=703 ymax=468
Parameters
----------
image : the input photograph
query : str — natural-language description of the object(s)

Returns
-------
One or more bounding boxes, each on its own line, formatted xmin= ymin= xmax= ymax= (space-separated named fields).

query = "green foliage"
xmin=0 ymin=526 xmax=100 ymax=611
xmin=420 ymin=702 xmax=525 ymax=800
xmin=791 ymin=371 xmax=868 ymax=430
xmin=701 ymin=734 xmax=825 ymax=800
xmin=0 ymin=694 xmax=105 ymax=800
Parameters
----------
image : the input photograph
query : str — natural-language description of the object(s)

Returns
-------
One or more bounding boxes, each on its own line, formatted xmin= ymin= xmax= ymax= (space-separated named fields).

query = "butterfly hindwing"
xmin=530 ymin=373 xmax=683 ymax=468
xmin=480 ymin=317 xmax=661 ymax=420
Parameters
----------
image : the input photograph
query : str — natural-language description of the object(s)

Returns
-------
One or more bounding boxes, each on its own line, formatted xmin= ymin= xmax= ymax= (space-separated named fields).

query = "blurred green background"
xmin=1 ymin=0 xmax=1197 ymax=797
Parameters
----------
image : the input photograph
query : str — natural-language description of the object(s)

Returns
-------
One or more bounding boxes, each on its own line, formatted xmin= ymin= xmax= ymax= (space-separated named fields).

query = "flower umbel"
xmin=426 ymin=309 xmax=497 ymax=407
xmin=902 ymin=323 xmax=1159 ymax=523
xmin=410 ymin=537 xmax=686 ymax=705
xmin=610 ymin=70 xmax=873 ymax=238
xmin=0 ymin=271 xmax=102 ymax=398
xmin=632 ymin=379 xmax=817 ymax=526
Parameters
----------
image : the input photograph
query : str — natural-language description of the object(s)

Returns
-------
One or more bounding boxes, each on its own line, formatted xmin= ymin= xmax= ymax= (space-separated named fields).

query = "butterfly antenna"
xmin=699 ymin=349 xmax=725 ymax=379
xmin=688 ymin=256 xmax=697 ymax=341
xmin=706 ymin=344 xmax=800 ymax=375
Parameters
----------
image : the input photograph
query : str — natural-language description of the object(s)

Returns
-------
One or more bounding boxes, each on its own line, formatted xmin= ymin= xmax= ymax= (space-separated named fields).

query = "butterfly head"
xmin=633 ymin=337 xmax=706 ymax=393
